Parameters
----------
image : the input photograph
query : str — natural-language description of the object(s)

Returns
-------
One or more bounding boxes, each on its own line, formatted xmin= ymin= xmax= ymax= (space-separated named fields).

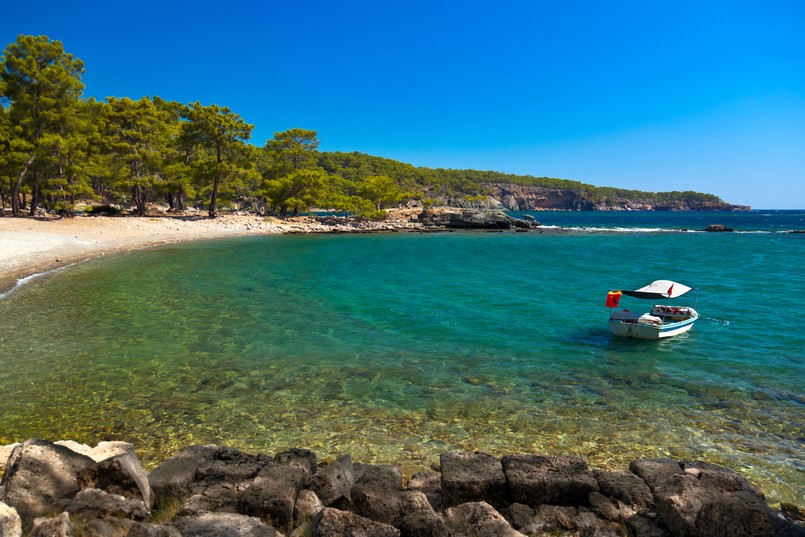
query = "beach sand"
xmin=0 ymin=211 xmax=424 ymax=293
xmin=0 ymin=215 xmax=304 ymax=293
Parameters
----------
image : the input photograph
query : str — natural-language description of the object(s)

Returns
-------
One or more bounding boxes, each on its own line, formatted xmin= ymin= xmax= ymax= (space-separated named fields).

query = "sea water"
xmin=0 ymin=211 xmax=802 ymax=505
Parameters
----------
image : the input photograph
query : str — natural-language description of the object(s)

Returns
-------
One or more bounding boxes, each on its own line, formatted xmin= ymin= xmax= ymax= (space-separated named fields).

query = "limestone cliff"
xmin=429 ymin=184 xmax=749 ymax=211
xmin=482 ymin=184 xmax=751 ymax=211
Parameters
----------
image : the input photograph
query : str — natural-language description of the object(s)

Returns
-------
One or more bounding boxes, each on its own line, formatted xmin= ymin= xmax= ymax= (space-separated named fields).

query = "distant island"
xmin=1 ymin=35 xmax=748 ymax=219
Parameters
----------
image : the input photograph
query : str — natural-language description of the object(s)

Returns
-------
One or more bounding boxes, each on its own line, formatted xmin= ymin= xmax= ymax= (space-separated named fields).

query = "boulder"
xmin=179 ymin=483 xmax=243 ymax=515
xmin=588 ymin=490 xmax=621 ymax=521
xmin=289 ymin=521 xmax=312 ymax=537
xmin=238 ymin=463 xmax=309 ymax=529
xmin=573 ymin=509 xmax=621 ymax=537
xmin=61 ymin=487 xmax=149 ymax=521
xmin=294 ymin=489 xmax=324 ymax=525
xmin=645 ymin=459 xmax=804 ymax=537
xmin=313 ymin=507 xmax=400 ymax=537
xmin=407 ymin=470 xmax=442 ymax=510
xmin=274 ymin=448 xmax=317 ymax=480
xmin=533 ymin=504 xmax=578 ymax=532
xmin=148 ymin=444 xmax=218 ymax=501
xmin=29 ymin=512 xmax=73 ymax=537
xmin=0 ymin=500 xmax=22 ymax=537
xmin=398 ymin=509 xmax=452 ymax=537
xmin=351 ymin=488 xmax=433 ymax=527
xmin=442 ymin=501 xmax=526 ymax=537
xmin=77 ymin=451 xmax=152 ymax=508
xmin=54 ymin=440 xmax=134 ymax=462
xmin=629 ymin=458 xmax=683 ymax=493
xmin=308 ymin=455 xmax=355 ymax=508
xmin=195 ymin=457 xmax=265 ymax=486
xmin=0 ymin=444 xmax=21 ymax=470
xmin=0 ymin=439 xmax=95 ymax=526
xmin=83 ymin=517 xmax=181 ymax=537
xmin=354 ymin=463 xmax=403 ymax=490
xmin=195 ymin=446 xmax=272 ymax=486
xmin=592 ymin=468 xmax=653 ymax=509
xmin=440 ymin=451 xmax=506 ymax=508
xmin=624 ymin=513 xmax=671 ymax=537
xmin=501 ymin=454 xmax=598 ymax=506
xmin=503 ymin=503 xmax=536 ymax=532
xmin=172 ymin=511 xmax=282 ymax=537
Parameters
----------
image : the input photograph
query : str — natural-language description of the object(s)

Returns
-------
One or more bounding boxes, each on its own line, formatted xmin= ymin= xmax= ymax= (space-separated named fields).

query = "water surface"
xmin=0 ymin=215 xmax=802 ymax=504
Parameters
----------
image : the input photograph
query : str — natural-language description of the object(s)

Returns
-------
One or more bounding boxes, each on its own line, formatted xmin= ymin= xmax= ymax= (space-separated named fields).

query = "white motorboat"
xmin=606 ymin=280 xmax=699 ymax=339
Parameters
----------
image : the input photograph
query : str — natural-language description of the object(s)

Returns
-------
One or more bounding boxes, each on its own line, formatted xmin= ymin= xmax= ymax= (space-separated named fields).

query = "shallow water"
xmin=0 ymin=216 xmax=803 ymax=504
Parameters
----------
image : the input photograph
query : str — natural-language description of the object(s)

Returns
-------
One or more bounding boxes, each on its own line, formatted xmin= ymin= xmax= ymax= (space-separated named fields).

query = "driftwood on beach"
xmin=0 ymin=439 xmax=802 ymax=537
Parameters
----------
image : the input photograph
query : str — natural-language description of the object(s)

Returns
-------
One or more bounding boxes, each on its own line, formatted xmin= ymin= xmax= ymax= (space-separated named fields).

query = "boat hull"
xmin=609 ymin=315 xmax=698 ymax=340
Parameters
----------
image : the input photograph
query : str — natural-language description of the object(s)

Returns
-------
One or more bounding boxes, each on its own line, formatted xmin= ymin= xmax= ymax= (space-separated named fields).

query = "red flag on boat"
xmin=667 ymin=283 xmax=674 ymax=296
xmin=606 ymin=291 xmax=622 ymax=308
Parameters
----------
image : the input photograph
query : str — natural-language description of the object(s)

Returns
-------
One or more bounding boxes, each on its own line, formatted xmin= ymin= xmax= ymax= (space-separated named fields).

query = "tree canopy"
xmin=0 ymin=34 xmax=732 ymax=218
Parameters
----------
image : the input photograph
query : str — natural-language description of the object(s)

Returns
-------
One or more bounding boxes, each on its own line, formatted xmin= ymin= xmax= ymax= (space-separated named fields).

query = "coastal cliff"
xmin=433 ymin=184 xmax=752 ymax=212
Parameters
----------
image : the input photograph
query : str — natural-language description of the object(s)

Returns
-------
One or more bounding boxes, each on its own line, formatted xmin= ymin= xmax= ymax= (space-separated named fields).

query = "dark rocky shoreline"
xmin=1 ymin=439 xmax=802 ymax=536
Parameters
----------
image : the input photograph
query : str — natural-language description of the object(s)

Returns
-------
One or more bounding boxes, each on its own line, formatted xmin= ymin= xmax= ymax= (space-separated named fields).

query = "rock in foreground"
xmin=0 ymin=439 xmax=802 ymax=536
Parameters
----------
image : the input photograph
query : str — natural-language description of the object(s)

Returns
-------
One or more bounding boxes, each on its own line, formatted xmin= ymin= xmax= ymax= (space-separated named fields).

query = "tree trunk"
xmin=209 ymin=144 xmax=223 ymax=218
xmin=166 ymin=192 xmax=175 ymax=211
xmin=208 ymin=174 xmax=220 ymax=217
xmin=11 ymin=154 xmax=36 ymax=217
xmin=28 ymin=174 xmax=41 ymax=217
xmin=133 ymin=184 xmax=147 ymax=216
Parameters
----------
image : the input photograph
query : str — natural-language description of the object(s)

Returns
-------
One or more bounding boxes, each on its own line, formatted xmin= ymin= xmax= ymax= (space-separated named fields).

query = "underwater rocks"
xmin=1 ymin=439 xmax=803 ymax=537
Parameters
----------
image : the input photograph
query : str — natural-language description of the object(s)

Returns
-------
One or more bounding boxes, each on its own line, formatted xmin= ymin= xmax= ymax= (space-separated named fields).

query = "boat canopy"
xmin=620 ymin=280 xmax=693 ymax=300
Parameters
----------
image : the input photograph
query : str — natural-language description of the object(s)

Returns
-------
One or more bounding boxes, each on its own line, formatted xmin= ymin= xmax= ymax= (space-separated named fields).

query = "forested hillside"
xmin=1 ymin=35 xmax=746 ymax=218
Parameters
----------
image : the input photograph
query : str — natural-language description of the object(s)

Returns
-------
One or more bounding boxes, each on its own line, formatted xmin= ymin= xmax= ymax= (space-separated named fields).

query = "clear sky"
xmin=3 ymin=0 xmax=804 ymax=208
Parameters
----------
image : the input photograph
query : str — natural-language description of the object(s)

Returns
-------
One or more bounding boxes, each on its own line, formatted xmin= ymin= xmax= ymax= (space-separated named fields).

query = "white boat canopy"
xmin=620 ymin=280 xmax=693 ymax=300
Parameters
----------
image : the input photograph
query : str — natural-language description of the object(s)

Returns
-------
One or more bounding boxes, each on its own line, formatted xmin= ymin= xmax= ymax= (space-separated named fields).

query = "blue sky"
xmin=3 ymin=1 xmax=804 ymax=208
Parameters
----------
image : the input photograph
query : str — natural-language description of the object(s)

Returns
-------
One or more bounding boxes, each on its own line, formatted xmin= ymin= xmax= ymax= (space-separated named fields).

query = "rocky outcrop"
xmin=0 ymin=439 xmax=96 ymax=526
xmin=417 ymin=208 xmax=538 ymax=230
xmin=1 ymin=440 xmax=802 ymax=536
xmin=484 ymin=183 xmax=751 ymax=211
xmin=705 ymin=223 xmax=735 ymax=232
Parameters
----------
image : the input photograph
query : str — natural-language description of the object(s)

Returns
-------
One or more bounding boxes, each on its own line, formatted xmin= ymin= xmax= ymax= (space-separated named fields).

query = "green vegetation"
xmin=1 ymin=35 xmax=729 ymax=218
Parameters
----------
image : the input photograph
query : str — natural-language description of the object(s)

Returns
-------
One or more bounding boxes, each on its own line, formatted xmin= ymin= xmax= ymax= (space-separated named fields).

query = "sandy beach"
xmin=0 ymin=213 xmax=424 ymax=294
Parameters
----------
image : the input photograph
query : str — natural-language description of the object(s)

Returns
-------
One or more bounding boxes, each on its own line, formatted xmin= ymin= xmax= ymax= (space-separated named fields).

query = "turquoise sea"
xmin=0 ymin=211 xmax=803 ymax=505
